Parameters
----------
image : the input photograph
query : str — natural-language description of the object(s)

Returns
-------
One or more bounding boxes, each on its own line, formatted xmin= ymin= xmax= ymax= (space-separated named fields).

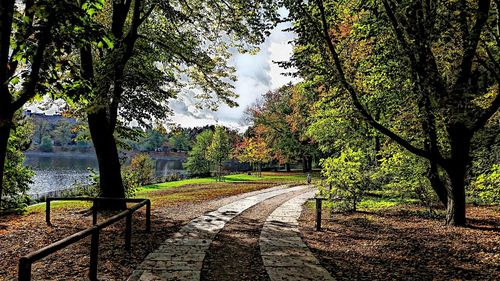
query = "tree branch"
xmin=472 ymin=84 xmax=500 ymax=131
xmin=381 ymin=0 xmax=418 ymax=70
xmin=0 ymin=0 xmax=15 ymax=83
xmin=454 ymin=0 xmax=491 ymax=91
xmin=12 ymin=15 xmax=53 ymax=111
xmin=312 ymin=0 xmax=444 ymax=165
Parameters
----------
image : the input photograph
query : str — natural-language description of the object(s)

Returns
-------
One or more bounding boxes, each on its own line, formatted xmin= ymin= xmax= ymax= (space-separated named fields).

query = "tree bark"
xmin=302 ymin=155 xmax=312 ymax=172
xmin=88 ymin=109 xmax=126 ymax=210
xmin=427 ymin=161 xmax=448 ymax=207
xmin=0 ymin=116 xmax=12 ymax=210
xmin=374 ymin=134 xmax=382 ymax=165
xmin=302 ymin=156 xmax=307 ymax=172
xmin=443 ymin=124 xmax=472 ymax=226
xmin=285 ymin=163 xmax=291 ymax=172
xmin=445 ymin=168 xmax=467 ymax=226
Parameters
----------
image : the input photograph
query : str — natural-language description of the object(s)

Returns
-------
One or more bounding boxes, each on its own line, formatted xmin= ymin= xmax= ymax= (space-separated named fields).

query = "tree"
xmin=207 ymin=126 xmax=231 ymax=181
xmin=169 ymin=131 xmax=190 ymax=152
xmin=32 ymin=118 xmax=51 ymax=145
xmin=51 ymin=120 xmax=75 ymax=146
xmin=322 ymin=148 xmax=370 ymax=212
xmin=0 ymin=0 xmax=98 ymax=209
xmin=234 ymin=135 xmax=272 ymax=177
xmin=1 ymin=113 xmax=34 ymax=213
xmin=71 ymin=0 xmax=278 ymax=209
xmin=246 ymin=84 xmax=319 ymax=172
xmin=39 ymin=136 xmax=53 ymax=152
xmin=126 ymin=153 xmax=155 ymax=186
xmin=184 ymin=129 xmax=213 ymax=177
xmin=138 ymin=129 xmax=165 ymax=152
xmin=283 ymin=0 xmax=500 ymax=226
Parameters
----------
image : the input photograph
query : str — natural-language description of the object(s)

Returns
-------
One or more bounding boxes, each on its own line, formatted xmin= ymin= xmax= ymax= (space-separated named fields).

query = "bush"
xmin=39 ymin=135 xmax=53 ymax=152
xmin=66 ymin=167 xmax=140 ymax=198
xmin=126 ymin=153 xmax=155 ymax=185
xmin=470 ymin=164 xmax=500 ymax=204
xmin=321 ymin=148 xmax=371 ymax=212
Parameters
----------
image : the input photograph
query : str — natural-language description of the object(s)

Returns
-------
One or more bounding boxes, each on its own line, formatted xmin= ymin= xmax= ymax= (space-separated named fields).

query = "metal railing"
xmin=18 ymin=197 xmax=151 ymax=281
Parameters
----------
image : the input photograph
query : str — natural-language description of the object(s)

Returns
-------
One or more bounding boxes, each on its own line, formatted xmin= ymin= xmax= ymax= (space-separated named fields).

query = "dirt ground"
xmin=299 ymin=204 xmax=500 ymax=281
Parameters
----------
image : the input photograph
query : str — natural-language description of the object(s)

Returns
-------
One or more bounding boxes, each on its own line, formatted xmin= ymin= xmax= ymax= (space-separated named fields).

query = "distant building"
xmin=24 ymin=110 xmax=77 ymax=124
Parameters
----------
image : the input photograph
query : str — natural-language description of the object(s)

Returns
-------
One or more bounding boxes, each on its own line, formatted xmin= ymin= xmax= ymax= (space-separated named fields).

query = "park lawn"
xmin=25 ymin=171 xmax=309 ymax=213
xmin=136 ymin=172 xmax=308 ymax=206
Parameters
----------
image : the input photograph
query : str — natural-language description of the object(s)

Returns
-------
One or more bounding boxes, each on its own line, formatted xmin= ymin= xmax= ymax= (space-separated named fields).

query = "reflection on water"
xmin=24 ymin=154 xmax=185 ymax=195
xmin=155 ymin=158 xmax=184 ymax=177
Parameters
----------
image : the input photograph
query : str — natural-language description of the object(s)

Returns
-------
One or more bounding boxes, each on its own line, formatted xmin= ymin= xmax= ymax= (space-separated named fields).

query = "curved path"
xmin=260 ymin=191 xmax=335 ymax=281
xmin=129 ymin=185 xmax=334 ymax=281
xmin=128 ymin=185 xmax=309 ymax=281
xmin=200 ymin=188 xmax=308 ymax=281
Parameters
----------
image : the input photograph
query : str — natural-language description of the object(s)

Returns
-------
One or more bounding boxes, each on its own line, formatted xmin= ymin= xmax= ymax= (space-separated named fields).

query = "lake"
xmin=24 ymin=153 xmax=185 ymax=196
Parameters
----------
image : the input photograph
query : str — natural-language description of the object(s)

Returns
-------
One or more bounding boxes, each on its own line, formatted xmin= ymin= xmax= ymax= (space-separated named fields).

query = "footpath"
xmin=128 ymin=185 xmax=334 ymax=281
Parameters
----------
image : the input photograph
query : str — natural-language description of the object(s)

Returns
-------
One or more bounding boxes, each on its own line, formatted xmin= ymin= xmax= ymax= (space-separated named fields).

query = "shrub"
xmin=321 ymin=148 xmax=371 ymax=212
xmin=39 ymin=135 xmax=53 ymax=152
xmin=470 ymin=164 xmax=500 ymax=204
xmin=127 ymin=153 xmax=155 ymax=185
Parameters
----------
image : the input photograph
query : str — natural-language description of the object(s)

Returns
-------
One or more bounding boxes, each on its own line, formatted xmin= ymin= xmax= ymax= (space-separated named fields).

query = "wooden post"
xmin=45 ymin=198 xmax=51 ymax=226
xmin=92 ymin=200 xmax=97 ymax=225
xmin=146 ymin=201 xmax=151 ymax=233
xmin=125 ymin=212 xmax=132 ymax=251
xmin=89 ymin=229 xmax=99 ymax=281
xmin=315 ymin=198 xmax=323 ymax=231
xmin=18 ymin=257 xmax=31 ymax=281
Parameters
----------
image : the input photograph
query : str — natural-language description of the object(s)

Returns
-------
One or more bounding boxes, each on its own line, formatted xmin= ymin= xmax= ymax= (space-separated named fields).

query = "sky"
xmin=168 ymin=20 xmax=298 ymax=132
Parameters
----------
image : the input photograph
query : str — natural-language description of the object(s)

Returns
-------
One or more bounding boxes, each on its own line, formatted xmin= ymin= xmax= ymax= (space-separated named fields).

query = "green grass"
xmin=305 ymin=196 xmax=420 ymax=212
xmin=135 ymin=173 xmax=308 ymax=196
xmin=27 ymin=172 xmax=308 ymax=212
xmin=358 ymin=197 xmax=419 ymax=210
xmin=27 ymin=201 xmax=93 ymax=213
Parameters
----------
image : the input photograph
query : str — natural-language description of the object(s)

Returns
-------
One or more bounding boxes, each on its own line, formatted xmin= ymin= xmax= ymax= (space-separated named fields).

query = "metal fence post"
xmin=89 ymin=229 xmax=99 ymax=281
xmin=45 ymin=199 xmax=51 ymax=226
xmin=18 ymin=257 xmax=31 ymax=281
xmin=146 ymin=201 xmax=151 ymax=233
xmin=125 ymin=212 xmax=132 ymax=251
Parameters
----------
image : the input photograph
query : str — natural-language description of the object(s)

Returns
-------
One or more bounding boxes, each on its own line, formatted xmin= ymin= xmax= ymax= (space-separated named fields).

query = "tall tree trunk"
xmin=285 ymin=163 xmax=291 ymax=172
xmin=444 ymin=124 xmax=472 ymax=226
xmin=302 ymin=156 xmax=307 ymax=172
xmin=88 ymin=109 xmax=125 ymax=210
xmin=0 ymin=117 xmax=12 ymax=210
xmin=427 ymin=161 xmax=448 ymax=207
xmin=445 ymin=167 xmax=467 ymax=226
xmin=302 ymin=155 xmax=312 ymax=172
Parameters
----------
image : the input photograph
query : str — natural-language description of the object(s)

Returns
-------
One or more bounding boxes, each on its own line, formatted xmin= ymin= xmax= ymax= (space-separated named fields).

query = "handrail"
xmin=45 ymin=197 xmax=150 ymax=226
xmin=18 ymin=197 xmax=151 ymax=281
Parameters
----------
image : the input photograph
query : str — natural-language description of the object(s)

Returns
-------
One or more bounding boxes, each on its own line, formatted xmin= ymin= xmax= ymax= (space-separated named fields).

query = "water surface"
xmin=24 ymin=153 xmax=185 ymax=195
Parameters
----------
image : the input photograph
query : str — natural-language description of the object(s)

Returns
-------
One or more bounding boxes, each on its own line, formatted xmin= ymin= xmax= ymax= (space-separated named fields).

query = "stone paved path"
xmin=200 ymin=188 xmax=309 ymax=281
xmin=260 ymin=190 xmax=335 ymax=281
xmin=128 ymin=185 xmax=309 ymax=281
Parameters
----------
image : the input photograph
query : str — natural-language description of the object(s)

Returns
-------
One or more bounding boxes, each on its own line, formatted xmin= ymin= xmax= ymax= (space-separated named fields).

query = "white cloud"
xmin=171 ymin=20 xmax=298 ymax=132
